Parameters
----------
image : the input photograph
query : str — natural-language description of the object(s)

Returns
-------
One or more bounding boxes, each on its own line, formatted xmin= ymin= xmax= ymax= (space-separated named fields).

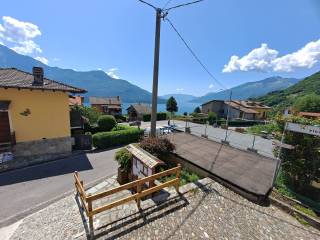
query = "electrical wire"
xmin=162 ymin=0 xmax=173 ymax=9
xmin=165 ymin=17 xmax=226 ymax=90
xmin=137 ymin=0 xmax=157 ymax=10
xmin=163 ymin=0 xmax=204 ymax=12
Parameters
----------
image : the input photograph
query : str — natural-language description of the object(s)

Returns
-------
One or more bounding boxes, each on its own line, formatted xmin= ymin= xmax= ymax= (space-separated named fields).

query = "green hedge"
xmin=221 ymin=120 xmax=262 ymax=127
xmin=93 ymin=127 xmax=144 ymax=149
xmin=115 ymin=115 xmax=127 ymax=123
xmin=142 ymin=112 xmax=167 ymax=122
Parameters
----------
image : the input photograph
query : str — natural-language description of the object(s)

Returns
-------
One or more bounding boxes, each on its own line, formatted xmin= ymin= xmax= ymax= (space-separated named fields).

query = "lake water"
xmin=84 ymin=101 xmax=200 ymax=115
xmin=122 ymin=102 xmax=199 ymax=115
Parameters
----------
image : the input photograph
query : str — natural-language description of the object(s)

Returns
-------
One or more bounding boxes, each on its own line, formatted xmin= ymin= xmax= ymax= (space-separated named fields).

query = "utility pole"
xmin=137 ymin=0 xmax=204 ymax=137
xmin=150 ymin=8 xmax=162 ymax=137
xmin=224 ymin=90 xmax=232 ymax=142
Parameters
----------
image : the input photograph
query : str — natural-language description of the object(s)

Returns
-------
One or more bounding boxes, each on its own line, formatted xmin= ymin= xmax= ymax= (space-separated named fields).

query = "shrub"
xmin=97 ymin=115 xmax=117 ymax=131
xmin=112 ymin=124 xmax=131 ymax=131
xmin=114 ymin=148 xmax=132 ymax=171
xmin=115 ymin=115 xmax=127 ymax=123
xmin=140 ymin=137 xmax=175 ymax=157
xmin=84 ymin=123 xmax=100 ymax=134
xmin=72 ymin=105 xmax=101 ymax=125
xmin=93 ymin=127 xmax=143 ymax=149
xmin=142 ymin=112 xmax=167 ymax=122
xmin=208 ymin=111 xmax=217 ymax=125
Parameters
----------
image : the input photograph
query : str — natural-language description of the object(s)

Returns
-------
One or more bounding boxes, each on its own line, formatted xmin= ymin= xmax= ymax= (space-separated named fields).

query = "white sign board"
xmin=287 ymin=123 xmax=320 ymax=136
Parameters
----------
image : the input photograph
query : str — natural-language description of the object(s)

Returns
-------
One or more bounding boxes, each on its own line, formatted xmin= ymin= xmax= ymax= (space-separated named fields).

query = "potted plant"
xmin=114 ymin=148 xmax=132 ymax=184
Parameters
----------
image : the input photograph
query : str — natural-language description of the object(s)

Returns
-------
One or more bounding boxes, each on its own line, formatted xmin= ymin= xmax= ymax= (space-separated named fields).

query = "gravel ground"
xmin=8 ymin=177 xmax=320 ymax=240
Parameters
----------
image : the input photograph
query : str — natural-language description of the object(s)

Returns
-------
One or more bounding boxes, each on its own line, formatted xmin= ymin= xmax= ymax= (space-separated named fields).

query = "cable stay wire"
xmin=137 ymin=0 xmax=157 ymax=10
xmin=162 ymin=0 xmax=173 ymax=9
xmin=163 ymin=0 xmax=204 ymax=12
xmin=165 ymin=17 xmax=226 ymax=90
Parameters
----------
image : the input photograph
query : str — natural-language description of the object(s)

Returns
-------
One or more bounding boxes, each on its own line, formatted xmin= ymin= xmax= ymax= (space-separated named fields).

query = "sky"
xmin=0 ymin=0 xmax=320 ymax=96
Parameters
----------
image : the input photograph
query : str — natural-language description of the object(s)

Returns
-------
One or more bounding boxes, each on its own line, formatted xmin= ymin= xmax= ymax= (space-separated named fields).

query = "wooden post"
xmin=87 ymin=194 xmax=94 ymax=239
xmin=175 ymin=164 xmax=181 ymax=193
xmin=136 ymin=183 xmax=142 ymax=209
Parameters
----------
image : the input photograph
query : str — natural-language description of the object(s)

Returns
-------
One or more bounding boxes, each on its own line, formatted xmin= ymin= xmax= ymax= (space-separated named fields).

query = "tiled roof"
xmin=127 ymin=103 xmax=151 ymax=114
xmin=299 ymin=112 xmax=320 ymax=118
xmin=89 ymin=96 xmax=121 ymax=105
xmin=201 ymin=99 xmax=224 ymax=106
xmin=126 ymin=144 xmax=164 ymax=169
xmin=0 ymin=68 xmax=86 ymax=93
xmin=69 ymin=96 xmax=84 ymax=106
xmin=233 ymin=100 xmax=271 ymax=109
xmin=225 ymin=101 xmax=259 ymax=114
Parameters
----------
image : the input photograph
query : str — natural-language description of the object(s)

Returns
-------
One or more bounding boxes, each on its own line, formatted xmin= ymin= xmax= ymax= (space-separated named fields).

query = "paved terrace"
xmin=5 ymin=176 xmax=320 ymax=240
xmin=169 ymin=132 xmax=277 ymax=196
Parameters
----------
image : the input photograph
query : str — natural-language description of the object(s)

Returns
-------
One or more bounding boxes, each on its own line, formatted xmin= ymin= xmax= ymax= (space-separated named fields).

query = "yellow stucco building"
xmin=0 ymin=67 xmax=86 ymax=169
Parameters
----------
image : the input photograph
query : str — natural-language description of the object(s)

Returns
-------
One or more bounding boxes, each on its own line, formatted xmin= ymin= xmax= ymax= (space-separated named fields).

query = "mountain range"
xmin=0 ymin=44 xmax=304 ymax=106
xmin=190 ymin=76 xmax=301 ymax=103
xmin=0 ymin=44 xmax=165 ymax=103
xmin=255 ymin=71 xmax=320 ymax=109
xmin=161 ymin=94 xmax=196 ymax=103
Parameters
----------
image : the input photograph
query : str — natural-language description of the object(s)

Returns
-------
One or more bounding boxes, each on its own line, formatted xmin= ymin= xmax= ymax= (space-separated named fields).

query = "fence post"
xmin=175 ymin=164 xmax=181 ymax=193
xmin=87 ymin=194 xmax=94 ymax=239
xmin=136 ymin=183 xmax=142 ymax=209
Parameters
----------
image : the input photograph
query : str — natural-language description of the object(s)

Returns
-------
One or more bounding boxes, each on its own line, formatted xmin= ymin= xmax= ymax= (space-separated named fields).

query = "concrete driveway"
xmin=0 ymin=148 xmax=119 ymax=227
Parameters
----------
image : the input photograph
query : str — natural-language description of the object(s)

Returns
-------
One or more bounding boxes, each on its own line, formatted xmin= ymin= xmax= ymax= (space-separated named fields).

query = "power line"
xmin=162 ymin=0 xmax=173 ymax=9
xmin=164 ymin=0 xmax=204 ymax=12
xmin=137 ymin=0 xmax=157 ymax=10
xmin=165 ymin=17 xmax=226 ymax=90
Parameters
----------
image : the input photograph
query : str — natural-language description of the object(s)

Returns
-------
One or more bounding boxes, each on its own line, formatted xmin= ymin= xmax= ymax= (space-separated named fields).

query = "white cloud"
xmin=106 ymin=68 xmax=120 ymax=79
xmin=272 ymin=40 xmax=320 ymax=72
xmin=176 ymin=88 xmax=184 ymax=91
xmin=0 ymin=16 xmax=42 ymax=55
xmin=35 ymin=56 xmax=49 ymax=65
xmin=209 ymin=84 xmax=214 ymax=89
xmin=52 ymin=57 xmax=60 ymax=61
xmin=223 ymin=43 xmax=278 ymax=73
xmin=11 ymin=40 xmax=41 ymax=55
xmin=223 ymin=39 xmax=320 ymax=73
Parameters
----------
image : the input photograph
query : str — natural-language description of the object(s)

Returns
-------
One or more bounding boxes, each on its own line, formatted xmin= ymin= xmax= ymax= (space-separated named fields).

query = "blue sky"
xmin=0 ymin=0 xmax=320 ymax=96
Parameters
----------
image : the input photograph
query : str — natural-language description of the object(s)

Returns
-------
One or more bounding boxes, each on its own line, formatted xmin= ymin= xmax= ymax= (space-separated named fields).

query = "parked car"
xmin=129 ymin=120 xmax=141 ymax=127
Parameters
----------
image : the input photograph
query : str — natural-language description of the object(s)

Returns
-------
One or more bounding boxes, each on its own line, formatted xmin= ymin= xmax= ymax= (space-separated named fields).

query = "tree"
xmin=194 ymin=106 xmax=201 ymax=113
xmin=166 ymin=96 xmax=178 ymax=120
xmin=293 ymin=93 xmax=320 ymax=113
xmin=71 ymin=105 xmax=101 ymax=124
xmin=183 ymin=112 xmax=188 ymax=116
xmin=275 ymin=115 xmax=320 ymax=194
xmin=208 ymin=111 xmax=217 ymax=125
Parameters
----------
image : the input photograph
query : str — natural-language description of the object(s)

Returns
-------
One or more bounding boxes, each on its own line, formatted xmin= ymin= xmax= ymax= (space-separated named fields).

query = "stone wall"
xmin=0 ymin=137 xmax=73 ymax=172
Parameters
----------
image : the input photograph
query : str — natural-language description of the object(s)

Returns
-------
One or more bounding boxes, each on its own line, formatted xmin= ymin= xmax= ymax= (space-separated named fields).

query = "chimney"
xmin=32 ymin=67 xmax=44 ymax=86
xmin=117 ymin=96 xmax=120 ymax=101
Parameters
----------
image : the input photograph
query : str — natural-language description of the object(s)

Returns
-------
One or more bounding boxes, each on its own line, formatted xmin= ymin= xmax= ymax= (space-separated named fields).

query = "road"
xmin=138 ymin=120 xmax=274 ymax=158
xmin=0 ymin=148 xmax=119 ymax=227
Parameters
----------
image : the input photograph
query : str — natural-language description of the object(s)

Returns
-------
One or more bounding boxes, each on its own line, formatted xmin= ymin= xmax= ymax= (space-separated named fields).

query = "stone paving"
xmin=7 ymin=176 xmax=320 ymax=240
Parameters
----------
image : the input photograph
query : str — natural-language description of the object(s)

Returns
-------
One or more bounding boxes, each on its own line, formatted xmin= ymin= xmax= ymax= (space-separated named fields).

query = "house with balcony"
xmin=201 ymin=100 xmax=271 ymax=120
xmin=0 ymin=67 xmax=86 ymax=169
xmin=89 ymin=96 xmax=122 ymax=116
